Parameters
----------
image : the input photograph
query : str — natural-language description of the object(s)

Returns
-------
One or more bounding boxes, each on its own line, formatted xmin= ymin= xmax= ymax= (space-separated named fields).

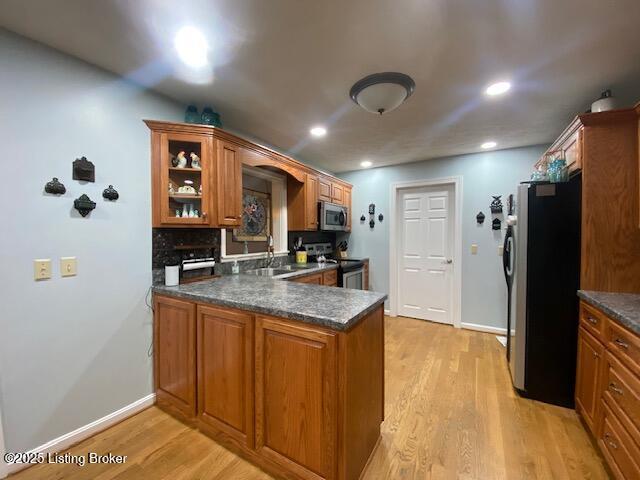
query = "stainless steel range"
xmin=305 ymin=243 xmax=365 ymax=290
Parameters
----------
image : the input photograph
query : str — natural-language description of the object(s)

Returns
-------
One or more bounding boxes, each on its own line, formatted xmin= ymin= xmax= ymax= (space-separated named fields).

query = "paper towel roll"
xmin=165 ymin=265 xmax=179 ymax=286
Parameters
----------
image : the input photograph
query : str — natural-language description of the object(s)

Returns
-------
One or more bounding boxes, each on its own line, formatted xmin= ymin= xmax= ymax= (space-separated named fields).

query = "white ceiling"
xmin=2 ymin=0 xmax=640 ymax=172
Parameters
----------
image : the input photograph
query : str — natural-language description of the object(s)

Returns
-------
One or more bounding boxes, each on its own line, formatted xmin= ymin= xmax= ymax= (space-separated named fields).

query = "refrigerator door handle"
xmin=505 ymin=237 xmax=514 ymax=276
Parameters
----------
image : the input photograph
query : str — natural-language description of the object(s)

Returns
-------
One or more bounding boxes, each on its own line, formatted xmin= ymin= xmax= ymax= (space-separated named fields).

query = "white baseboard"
xmin=461 ymin=322 xmax=507 ymax=336
xmin=384 ymin=309 xmax=391 ymax=316
xmin=6 ymin=393 xmax=155 ymax=476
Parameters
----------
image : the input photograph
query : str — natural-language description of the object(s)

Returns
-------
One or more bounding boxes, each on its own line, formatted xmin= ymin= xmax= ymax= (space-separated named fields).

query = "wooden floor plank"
xmin=9 ymin=316 xmax=609 ymax=480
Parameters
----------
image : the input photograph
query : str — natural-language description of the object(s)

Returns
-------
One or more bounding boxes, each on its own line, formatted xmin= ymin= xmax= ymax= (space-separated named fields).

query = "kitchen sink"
xmin=246 ymin=268 xmax=292 ymax=276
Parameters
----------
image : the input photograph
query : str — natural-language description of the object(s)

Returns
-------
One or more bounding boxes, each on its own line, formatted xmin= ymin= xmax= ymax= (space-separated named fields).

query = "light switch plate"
xmin=471 ymin=244 xmax=478 ymax=255
xmin=34 ymin=259 xmax=52 ymax=280
xmin=60 ymin=257 xmax=77 ymax=277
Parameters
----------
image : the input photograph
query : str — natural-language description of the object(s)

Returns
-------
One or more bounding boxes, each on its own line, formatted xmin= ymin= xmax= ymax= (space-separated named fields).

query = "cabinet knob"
xmin=202 ymin=212 xmax=207 ymax=218
xmin=603 ymin=433 xmax=618 ymax=450
xmin=593 ymin=352 xmax=600 ymax=359
xmin=587 ymin=316 xmax=598 ymax=325
xmin=614 ymin=338 xmax=629 ymax=349
xmin=608 ymin=382 xmax=623 ymax=395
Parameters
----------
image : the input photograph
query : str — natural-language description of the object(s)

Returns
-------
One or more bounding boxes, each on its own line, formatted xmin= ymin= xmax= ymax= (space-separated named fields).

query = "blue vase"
xmin=184 ymin=105 xmax=199 ymax=124
xmin=201 ymin=107 xmax=215 ymax=125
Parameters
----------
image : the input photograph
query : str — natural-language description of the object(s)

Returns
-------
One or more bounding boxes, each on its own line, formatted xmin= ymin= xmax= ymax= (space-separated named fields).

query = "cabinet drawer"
xmin=599 ymin=403 xmax=640 ymax=480
xmin=603 ymin=352 xmax=640 ymax=441
xmin=580 ymin=301 xmax=606 ymax=340
xmin=292 ymin=272 xmax=323 ymax=285
xmin=606 ymin=320 xmax=640 ymax=377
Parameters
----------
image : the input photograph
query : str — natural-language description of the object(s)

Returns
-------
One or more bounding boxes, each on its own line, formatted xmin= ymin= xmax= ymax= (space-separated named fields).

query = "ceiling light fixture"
xmin=360 ymin=160 xmax=372 ymax=168
xmin=310 ymin=126 xmax=327 ymax=137
xmin=174 ymin=26 xmax=209 ymax=68
xmin=350 ymin=72 xmax=416 ymax=115
xmin=485 ymin=81 xmax=511 ymax=96
xmin=481 ymin=141 xmax=497 ymax=149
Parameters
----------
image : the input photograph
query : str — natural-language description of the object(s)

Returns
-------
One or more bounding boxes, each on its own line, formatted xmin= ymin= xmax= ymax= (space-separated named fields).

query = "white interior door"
xmin=398 ymin=185 xmax=454 ymax=324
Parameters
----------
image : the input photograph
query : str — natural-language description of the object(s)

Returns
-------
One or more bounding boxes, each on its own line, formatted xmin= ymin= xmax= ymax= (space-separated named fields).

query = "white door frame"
xmin=389 ymin=176 xmax=463 ymax=328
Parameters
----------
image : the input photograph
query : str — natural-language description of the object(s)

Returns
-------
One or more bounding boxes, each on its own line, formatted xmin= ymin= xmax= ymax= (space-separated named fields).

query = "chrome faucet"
xmin=265 ymin=235 xmax=275 ymax=267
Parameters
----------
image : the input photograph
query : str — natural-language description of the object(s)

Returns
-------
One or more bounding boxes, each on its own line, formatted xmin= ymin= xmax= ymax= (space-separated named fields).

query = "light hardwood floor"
xmin=10 ymin=316 xmax=609 ymax=480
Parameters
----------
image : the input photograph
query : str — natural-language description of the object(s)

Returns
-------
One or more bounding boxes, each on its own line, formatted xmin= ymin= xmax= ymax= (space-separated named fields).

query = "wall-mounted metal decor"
xmin=73 ymin=156 xmax=95 ymax=182
xmin=360 ymin=215 xmax=366 ymax=222
xmin=490 ymin=195 xmax=503 ymax=214
xmin=368 ymin=204 xmax=375 ymax=214
xmin=102 ymin=185 xmax=119 ymax=201
xmin=492 ymin=218 xmax=501 ymax=230
xmin=74 ymin=194 xmax=96 ymax=217
xmin=476 ymin=211 xmax=485 ymax=224
xmin=44 ymin=177 xmax=66 ymax=195
xmin=378 ymin=213 xmax=384 ymax=222
xmin=369 ymin=219 xmax=375 ymax=228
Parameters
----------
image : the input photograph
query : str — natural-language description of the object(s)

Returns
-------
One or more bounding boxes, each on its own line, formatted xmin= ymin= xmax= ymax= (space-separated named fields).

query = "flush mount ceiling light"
xmin=174 ymin=26 xmax=209 ymax=68
xmin=485 ymin=81 xmax=511 ymax=96
xmin=310 ymin=126 xmax=327 ymax=137
xmin=360 ymin=160 xmax=372 ymax=168
xmin=350 ymin=72 xmax=416 ymax=115
xmin=481 ymin=141 xmax=498 ymax=149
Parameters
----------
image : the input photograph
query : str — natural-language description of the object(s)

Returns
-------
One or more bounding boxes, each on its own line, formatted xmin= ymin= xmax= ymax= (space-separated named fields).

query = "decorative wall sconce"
xmin=73 ymin=156 xmax=95 ymax=182
xmin=490 ymin=195 xmax=503 ymax=214
xmin=74 ymin=194 xmax=96 ymax=217
xmin=102 ymin=185 xmax=119 ymax=201
xmin=492 ymin=218 xmax=502 ymax=230
xmin=44 ymin=177 xmax=66 ymax=195
xmin=476 ymin=211 xmax=485 ymax=224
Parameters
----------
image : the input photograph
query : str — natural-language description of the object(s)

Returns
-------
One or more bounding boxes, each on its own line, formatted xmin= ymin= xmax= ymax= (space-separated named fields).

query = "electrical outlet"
xmin=60 ymin=257 xmax=77 ymax=277
xmin=34 ymin=259 xmax=52 ymax=280
xmin=470 ymin=244 xmax=478 ymax=255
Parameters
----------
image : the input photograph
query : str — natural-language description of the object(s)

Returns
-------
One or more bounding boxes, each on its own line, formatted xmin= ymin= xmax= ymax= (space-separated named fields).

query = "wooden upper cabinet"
xmin=152 ymin=130 xmax=214 ymax=227
xmin=575 ymin=326 xmax=604 ymax=434
xmin=216 ymin=140 xmax=243 ymax=227
xmin=197 ymin=305 xmax=254 ymax=447
xmin=305 ymin=174 xmax=319 ymax=230
xmin=331 ymin=183 xmax=344 ymax=204
xmin=344 ymin=186 xmax=352 ymax=231
xmin=255 ymin=316 xmax=337 ymax=479
xmin=319 ymin=177 xmax=332 ymax=202
xmin=154 ymin=295 xmax=197 ymax=420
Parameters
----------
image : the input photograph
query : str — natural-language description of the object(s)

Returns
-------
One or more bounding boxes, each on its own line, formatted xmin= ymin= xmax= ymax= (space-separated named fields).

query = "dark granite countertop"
xmin=153 ymin=274 xmax=387 ymax=331
xmin=578 ymin=290 xmax=640 ymax=335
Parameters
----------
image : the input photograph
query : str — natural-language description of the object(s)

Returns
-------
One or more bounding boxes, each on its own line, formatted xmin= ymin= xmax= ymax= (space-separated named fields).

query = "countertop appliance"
xmin=306 ymin=242 xmax=366 ymax=290
xmin=319 ymin=201 xmax=348 ymax=232
xmin=503 ymin=175 xmax=581 ymax=408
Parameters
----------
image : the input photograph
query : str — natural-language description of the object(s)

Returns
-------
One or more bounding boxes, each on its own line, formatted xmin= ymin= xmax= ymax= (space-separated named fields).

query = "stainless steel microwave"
xmin=319 ymin=201 xmax=348 ymax=231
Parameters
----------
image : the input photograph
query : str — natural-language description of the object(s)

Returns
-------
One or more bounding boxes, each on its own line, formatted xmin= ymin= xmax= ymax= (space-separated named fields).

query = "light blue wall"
xmin=338 ymin=145 xmax=547 ymax=330
xmin=0 ymin=29 xmax=183 ymax=452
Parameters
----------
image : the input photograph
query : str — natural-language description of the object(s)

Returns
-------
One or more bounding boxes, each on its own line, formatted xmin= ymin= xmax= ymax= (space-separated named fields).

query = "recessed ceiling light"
xmin=174 ymin=26 xmax=209 ymax=68
xmin=485 ymin=81 xmax=511 ymax=96
xmin=360 ymin=160 xmax=372 ymax=168
xmin=481 ymin=141 xmax=497 ymax=149
xmin=310 ymin=126 xmax=327 ymax=137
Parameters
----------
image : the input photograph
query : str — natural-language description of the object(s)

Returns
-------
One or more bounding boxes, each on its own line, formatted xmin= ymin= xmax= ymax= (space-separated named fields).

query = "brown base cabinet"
xmin=153 ymin=294 xmax=384 ymax=480
xmin=575 ymin=301 xmax=640 ymax=479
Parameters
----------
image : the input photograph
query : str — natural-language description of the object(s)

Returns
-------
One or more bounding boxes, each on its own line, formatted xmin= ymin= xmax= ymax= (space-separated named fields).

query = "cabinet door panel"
xmin=575 ymin=327 xmax=604 ymax=433
xmin=306 ymin=174 xmax=319 ymax=230
xmin=256 ymin=317 xmax=337 ymax=479
xmin=292 ymin=273 xmax=323 ymax=285
xmin=331 ymin=183 xmax=344 ymax=205
xmin=319 ymin=178 xmax=331 ymax=202
xmin=154 ymin=295 xmax=196 ymax=418
xmin=197 ymin=305 xmax=254 ymax=447
xmin=217 ymin=141 xmax=242 ymax=226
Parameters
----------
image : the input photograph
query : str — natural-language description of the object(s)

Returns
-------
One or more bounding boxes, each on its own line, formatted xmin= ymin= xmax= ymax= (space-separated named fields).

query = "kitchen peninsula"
xmin=152 ymin=274 xmax=386 ymax=480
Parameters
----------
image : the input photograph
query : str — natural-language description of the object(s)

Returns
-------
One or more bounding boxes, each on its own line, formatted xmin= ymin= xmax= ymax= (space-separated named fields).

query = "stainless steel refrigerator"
xmin=502 ymin=175 xmax=581 ymax=407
